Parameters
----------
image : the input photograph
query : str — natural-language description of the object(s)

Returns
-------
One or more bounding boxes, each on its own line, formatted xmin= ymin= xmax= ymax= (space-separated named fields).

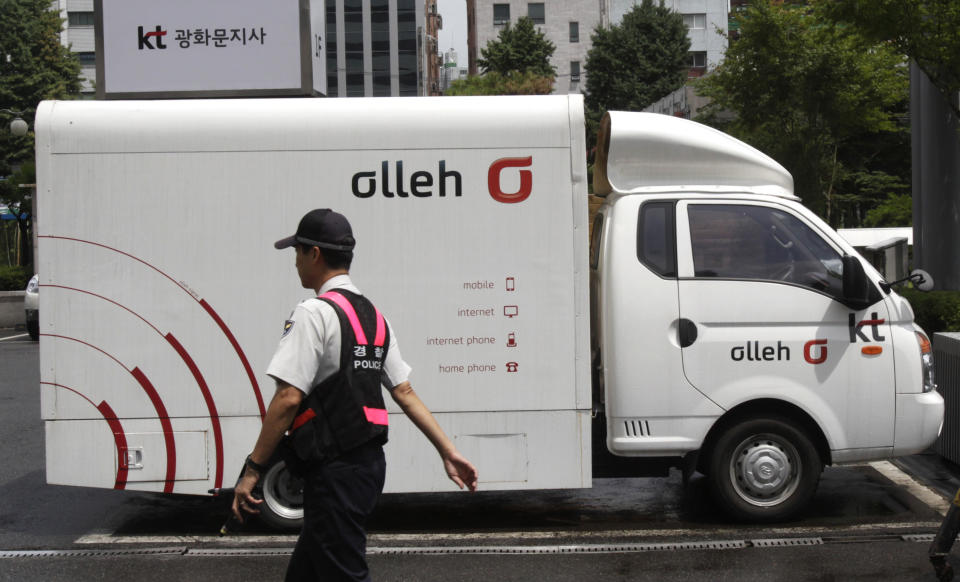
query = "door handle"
xmin=679 ymin=319 xmax=698 ymax=348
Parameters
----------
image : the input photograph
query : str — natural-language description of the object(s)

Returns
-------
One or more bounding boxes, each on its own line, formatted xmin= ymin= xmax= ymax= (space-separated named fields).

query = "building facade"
xmin=424 ymin=0 xmax=443 ymax=95
xmin=323 ymin=0 xmax=425 ymax=97
xmin=51 ymin=0 xmax=96 ymax=96
xmin=54 ymin=0 xmax=425 ymax=98
xmin=440 ymin=49 xmax=468 ymax=91
xmin=607 ymin=0 xmax=728 ymax=78
xmin=470 ymin=0 xmax=604 ymax=94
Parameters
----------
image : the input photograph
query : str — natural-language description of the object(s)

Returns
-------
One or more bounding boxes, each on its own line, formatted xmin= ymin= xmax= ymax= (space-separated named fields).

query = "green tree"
xmin=0 ymin=0 xmax=80 ymax=268
xmin=819 ymin=0 xmax=960 ymax=119
xmin=445 ymin=71 xmax=553 ymax=96
xmin=478 ymin=16 xmax=556 ymax=78
xmin=695 ymin=1 xmax=908 ymax=225
xmin=584 ymin=0 xmax=690 ymax=119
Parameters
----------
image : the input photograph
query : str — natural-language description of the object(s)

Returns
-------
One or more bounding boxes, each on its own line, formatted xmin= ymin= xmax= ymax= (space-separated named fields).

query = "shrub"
xmin=899 ymin=288 xmax=960 ymax=336
xmin=0 ymin=265 xmax=30 ymax=291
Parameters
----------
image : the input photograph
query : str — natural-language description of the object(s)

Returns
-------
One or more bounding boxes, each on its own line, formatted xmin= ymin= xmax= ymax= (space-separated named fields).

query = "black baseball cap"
xmin=274 ymin=209 xmax=356 ymax=251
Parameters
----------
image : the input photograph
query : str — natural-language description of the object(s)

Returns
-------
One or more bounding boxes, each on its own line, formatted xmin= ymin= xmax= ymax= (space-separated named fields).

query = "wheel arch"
xmin=698 ymin=398 xmax=831 ymax=474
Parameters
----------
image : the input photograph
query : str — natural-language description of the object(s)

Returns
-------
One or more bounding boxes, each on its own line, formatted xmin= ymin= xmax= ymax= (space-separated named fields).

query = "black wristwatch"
xmin=245 ymin=455 xmax=269 ymax=474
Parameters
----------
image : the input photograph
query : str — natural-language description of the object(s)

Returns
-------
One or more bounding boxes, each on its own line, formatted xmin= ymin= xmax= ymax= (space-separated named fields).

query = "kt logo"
xmin=138 ymin=26 xmax=168 ymax=50
xmin=849 ymin=312 xmax=886 ymax=343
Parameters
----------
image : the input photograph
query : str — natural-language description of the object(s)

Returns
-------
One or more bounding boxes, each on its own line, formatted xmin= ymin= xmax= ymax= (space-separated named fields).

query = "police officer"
xmin=232 ymin=209 xmax=478 ymax=581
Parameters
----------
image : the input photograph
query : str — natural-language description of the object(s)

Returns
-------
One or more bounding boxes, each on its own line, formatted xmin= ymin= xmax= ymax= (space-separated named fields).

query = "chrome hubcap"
xmin=262 ymin=462 xmax=304 ymax=521
xmin=729 ymin=433 xmax=800 ymax=507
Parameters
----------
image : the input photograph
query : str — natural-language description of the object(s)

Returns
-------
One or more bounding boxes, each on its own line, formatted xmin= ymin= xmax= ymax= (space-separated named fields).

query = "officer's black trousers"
xmin=285 ymin=441 xmax=386 ymax=582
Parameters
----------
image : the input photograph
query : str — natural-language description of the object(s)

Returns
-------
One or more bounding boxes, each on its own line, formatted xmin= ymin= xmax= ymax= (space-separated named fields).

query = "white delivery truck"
xmin=34 ymin=95 xmax=943 ymax=524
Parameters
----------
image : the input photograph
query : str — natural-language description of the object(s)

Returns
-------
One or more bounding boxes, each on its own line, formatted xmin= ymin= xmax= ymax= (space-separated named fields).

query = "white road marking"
xmin=74 ymin=520 xmax=943 ymax=546
xmin=869 ymin=460 xmax=951 ymax=516
xmin=0 ymin=333 xmax=29 ymax=342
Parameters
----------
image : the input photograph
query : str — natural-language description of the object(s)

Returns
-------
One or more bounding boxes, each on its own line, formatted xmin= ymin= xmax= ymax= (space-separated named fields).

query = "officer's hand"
xmin=231 ymin=471 xmax=263 ymax=523
xmin=443 ymin=450 xmax=479 ymax=492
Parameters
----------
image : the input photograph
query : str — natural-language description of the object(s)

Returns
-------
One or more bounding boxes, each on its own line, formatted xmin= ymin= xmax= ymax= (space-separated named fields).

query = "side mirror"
xmin=879 ymin=268 xmax=935 ymax=293
xmin=909 ymin=269 xmax=935 ymax=292
xmin=842 ymin=254 xmax=874 ymax=309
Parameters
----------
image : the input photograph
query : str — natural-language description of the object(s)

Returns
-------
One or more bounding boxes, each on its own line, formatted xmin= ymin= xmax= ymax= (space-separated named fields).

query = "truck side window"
xmin=688 ymin=204 xmax=844 ymax=298
xmin=637 ymin=201 xmax=677 ymax=278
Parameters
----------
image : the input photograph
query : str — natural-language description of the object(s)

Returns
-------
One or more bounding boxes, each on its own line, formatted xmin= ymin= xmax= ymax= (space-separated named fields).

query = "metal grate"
xmin=902 ymin=534 xmax=936 ymax=543
xmin=624 ymin=419 xmax=652 ymax=437
xmin=0 ymin=548 xmax=186 ymax=559
xmin=186 ymin=548 xmax=293 ymax=557
xmin=933 ymin=333 xmax=960 ymax=463
xmin=750 ymin=538 xmax=823 ymax=548
xmin=370 ymin=541 xmax=747 ymax=555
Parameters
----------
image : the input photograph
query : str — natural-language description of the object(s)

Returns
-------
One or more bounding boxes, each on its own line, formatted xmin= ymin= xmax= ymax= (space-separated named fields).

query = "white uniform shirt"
xmin=266 ymin=275 xmax=412 ymax=396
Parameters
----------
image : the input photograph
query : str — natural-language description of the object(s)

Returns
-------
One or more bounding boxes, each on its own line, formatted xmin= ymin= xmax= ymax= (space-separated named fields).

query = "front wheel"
xmin=258 ymin=461 xmax=304 ymax=531
xmin=707 ymin=417 xmax=822 ymax=522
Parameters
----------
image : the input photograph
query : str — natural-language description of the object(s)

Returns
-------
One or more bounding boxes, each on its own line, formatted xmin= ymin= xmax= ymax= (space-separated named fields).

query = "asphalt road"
xmin=2 ymin=332 xmax=960 ymax=581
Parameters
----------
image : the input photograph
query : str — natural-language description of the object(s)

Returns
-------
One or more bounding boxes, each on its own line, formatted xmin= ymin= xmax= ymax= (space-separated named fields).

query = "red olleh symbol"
xmin=488 ymin=157 xmax=533 ymax=203
xmin=804 ymin=339 xmax=828 ymax=364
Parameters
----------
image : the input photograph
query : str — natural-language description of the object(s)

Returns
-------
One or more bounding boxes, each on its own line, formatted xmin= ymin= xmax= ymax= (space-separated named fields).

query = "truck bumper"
xmin=893 ymin=391 xmax=944 ymax=456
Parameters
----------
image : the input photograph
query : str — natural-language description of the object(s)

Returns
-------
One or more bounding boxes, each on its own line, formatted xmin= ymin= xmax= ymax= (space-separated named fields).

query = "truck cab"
xmin=590 ymin=112 xmax=943 ymax=521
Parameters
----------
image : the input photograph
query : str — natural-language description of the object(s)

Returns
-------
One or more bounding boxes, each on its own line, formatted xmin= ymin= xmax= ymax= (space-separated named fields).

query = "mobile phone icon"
xmin=506 ymin=277 xmax=515 ymax=291
xmin=507 ymin=333 xmax=517 ymax=347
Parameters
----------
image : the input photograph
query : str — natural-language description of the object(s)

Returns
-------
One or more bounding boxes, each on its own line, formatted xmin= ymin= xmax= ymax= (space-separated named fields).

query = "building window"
xmin=528 ymin=3 xmax=545 ymax=25
xmin=493 ymin=4 xmax=510 ymax=25
xmin=683 ymin=13 xmax=706 ymax=30
xmin=76 ymin=52 xmax=96 ymax=66
xmin=689 ymin=51 xmax=707 ymax=68
xmin=569 ymin=21 xmax=579 ymax=43
xmin=570 ymin=61 xmax=580 ymax=82
xmin=68 ymin=11 xmax=95 ymax=26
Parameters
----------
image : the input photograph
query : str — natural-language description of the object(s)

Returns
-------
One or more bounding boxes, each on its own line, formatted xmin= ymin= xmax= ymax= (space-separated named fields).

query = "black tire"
xmin=26 ymin=319 xmax=39 ymax=341
xmin=707 ymin=416 xmax=821 ymax=522
xmin=258 ymin=461 xmax=304 ymax=531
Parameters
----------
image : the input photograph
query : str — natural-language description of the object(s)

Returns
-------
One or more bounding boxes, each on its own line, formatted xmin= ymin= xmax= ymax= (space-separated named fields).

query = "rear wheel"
xmin=258 ymin=461 xmax=304 ymax=531
xmin=707 ymin=417 xmax=821 ymax=522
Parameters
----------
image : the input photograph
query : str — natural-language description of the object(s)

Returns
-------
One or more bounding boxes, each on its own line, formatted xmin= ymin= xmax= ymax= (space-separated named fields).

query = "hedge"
xmin=0 ymin=266 xmax=30 ymax=291
xmin=899 ymin=288 xmax=960 ymax=336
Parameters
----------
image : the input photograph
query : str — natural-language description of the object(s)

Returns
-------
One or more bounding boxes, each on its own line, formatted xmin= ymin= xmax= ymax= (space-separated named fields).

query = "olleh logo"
xmin=488 ymin=157 xmax=533 ymax=203
xmin=138 ymin=26 xmax=168 ymax=50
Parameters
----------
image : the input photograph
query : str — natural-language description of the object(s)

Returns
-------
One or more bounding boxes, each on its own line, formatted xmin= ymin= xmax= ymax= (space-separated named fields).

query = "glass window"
xmin=344 ymin=0 xmax=362 ymax=12
xmin=569 ymin=21 xmax=579 ymax=43
xmin=345 ymin=33 xmax=364 ymax=52
xmin=683 ymin=14 xmax=706 ymax=29
xmin=398 ymin=71 xmax=418 ymax=93
xmin=372 ymin=51 xmax=390 ymax=72
xmin=373 ymin=73 xmax=391 ymax=96
xmin=68 ymin=12 xmax=94 ymax=26
xmin=638 ymin=202 xmax=677 ymax=278
xmin=346 ymin=72 xmax=365 ymax=96
xmin=399 ymin=53 xmax=418 ymax=73
xmin=689 ymin=51 xmax=707 ymax=68
xmin=570 ymin=61 xmax=580 ymax=82
xmin=528 ymin=3 xmax=545 ymax=24
xmin=687 ymin=204 xmax=844 ymax=297
xmin=493 ymin=4 xmax=510 ymax=25
xmin=370 ymin=0 xmax=389 ymax=9
xmin=397 ymin=0 xmax=415 ymax=10
xmin=76 ymin=52 xmax=96 ymax=66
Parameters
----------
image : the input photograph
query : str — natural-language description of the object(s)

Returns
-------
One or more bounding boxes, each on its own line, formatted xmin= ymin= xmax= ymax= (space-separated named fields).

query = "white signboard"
xmin=95 ymin=0 xmax=323 ymax=98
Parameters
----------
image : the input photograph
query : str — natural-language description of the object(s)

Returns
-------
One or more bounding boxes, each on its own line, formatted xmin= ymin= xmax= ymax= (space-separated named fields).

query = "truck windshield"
xmin=688 ymin=204 xmax=844 ymax=299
